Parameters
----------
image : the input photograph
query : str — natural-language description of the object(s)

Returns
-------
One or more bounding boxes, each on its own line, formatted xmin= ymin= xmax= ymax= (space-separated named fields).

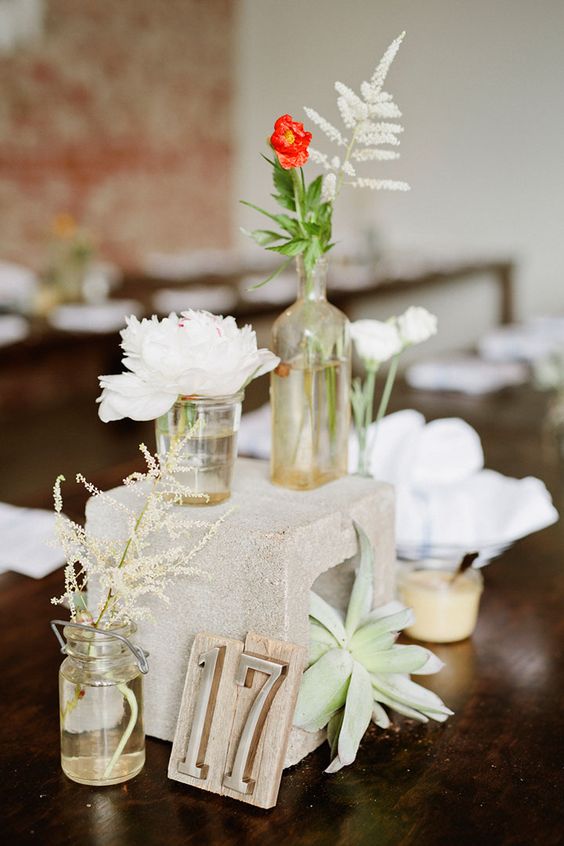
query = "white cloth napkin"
xmin=144 ymin=249 xmax=241 ymax=280
xmin=0 ymin=261 xmax=38 ymax=310
xmin=0 ymin=314 xmax=29 ymax=347
xmin=238 ymin=405 xmax=558 ymax=560
xmin=48 ymin=300 xmax=143 ymax=333
xmin=353 ymin=410 xmax=557 ymax=561
xmin=406 ymin=355 xmax=528 ymax=395
xmin=237 ymin=403 xmax=272 ymax=459
xmin=153 ymin=285 xmax=237 ymax=315
xmin=479 ymin=318 xmax=564 ymax=363
xmin=0 ymin=503 xmax=65 ymax=578
xmin=395 ymin=470 xmax=558 ymax=558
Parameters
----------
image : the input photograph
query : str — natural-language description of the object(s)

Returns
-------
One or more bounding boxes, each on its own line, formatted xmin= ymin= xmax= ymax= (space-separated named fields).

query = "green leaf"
xmin=361 ymin=644 xmax=434 ymax=675
xmin=240 ymin=200 xmax=300 ymax=236
xmin=271 ymin=192 xmax=296 ymax=212
xmin=309 ymin=591 xmax=347 ymax=645
xmin=349 ymin=630 xmax=396 ymax=665
xmin=272 ymin=157 xmax=295 ymax=201
xmin=246 ymin=257 xmax=293 ymax=290
xmin=268 ymin=238 xmax=308 ymax=257
xmin=326 ymin=661 xmax=373 ymax=772
xmin=240 ymin=227 xmax=283 ymax=247
xmin=294 ymin=648 xmax=353 ymax=731
xmin=361 ymin=602 xmax=415 ymax=631
xmin=303 ymin=238 xmax=322 ymax=278
xmin=327 ymin=709 xmax=344 ymax=761
xmin=305 ymin=175 xmax=323 ymax=210
xmin=371 ymin=674 xmax=453 ymax=721
xmin=308 ymin=619 xmax=340 ymax=667
xmin=345 ymin=523 xmax=375 ymax=637
xmin=372 ymin=702 xmax=390 ymax=729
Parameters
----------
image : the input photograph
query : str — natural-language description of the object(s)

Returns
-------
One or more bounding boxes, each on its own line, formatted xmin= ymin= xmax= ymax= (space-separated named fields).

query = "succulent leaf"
xmin=361 ymin=644 xmax=436 ymax=675
xmin=309 ymin=591 xmax=347 ymax=645
xmin=344 ymin=523 xmax=374 ymax=637
xmin=294 ymin=648 xmax=353 ymax=732
xmin=371 ymin=701 xmax=391 ymax=729
xmin=336 ymin=661 xmax=374 ymax=767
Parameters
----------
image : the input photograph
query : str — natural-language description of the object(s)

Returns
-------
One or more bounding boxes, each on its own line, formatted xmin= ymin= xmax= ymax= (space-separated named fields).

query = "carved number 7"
xmin=179 ymin=648 xmax=288 ymax=795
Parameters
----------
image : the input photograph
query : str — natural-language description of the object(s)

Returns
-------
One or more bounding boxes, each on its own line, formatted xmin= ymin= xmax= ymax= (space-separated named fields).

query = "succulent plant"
xmin=294 ymin=524 xmax=453 ymax=772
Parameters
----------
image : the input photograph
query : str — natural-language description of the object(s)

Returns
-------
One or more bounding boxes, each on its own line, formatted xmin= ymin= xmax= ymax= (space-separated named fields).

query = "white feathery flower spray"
xmin=303 ymin=32 xmax=409 ymax=197
xmin=51 ymin=435 xmax=234 ymax=628
xmin=242 ymin=32 xmax=410 ymax=288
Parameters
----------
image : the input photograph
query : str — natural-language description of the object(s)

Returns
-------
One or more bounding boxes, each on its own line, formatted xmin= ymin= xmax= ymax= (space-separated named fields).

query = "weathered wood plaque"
xmin=168 ymin=631 xmax=306 ymax=809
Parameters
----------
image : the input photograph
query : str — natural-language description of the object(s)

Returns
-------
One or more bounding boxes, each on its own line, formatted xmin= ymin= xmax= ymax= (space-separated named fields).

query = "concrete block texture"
xmin=85 ymin=458 xmax=395 ymax=767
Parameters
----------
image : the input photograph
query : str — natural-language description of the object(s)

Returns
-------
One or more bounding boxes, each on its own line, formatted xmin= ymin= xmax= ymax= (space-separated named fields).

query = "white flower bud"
xmin=350 ymin=319 xmax=402 ymax=366
xmin=397 ymin=307 xmax=438 ymax=346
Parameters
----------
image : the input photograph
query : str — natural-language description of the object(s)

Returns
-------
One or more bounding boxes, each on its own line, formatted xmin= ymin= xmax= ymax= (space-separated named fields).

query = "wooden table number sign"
xmin=168 ymin=631 xmax=306 ymax=809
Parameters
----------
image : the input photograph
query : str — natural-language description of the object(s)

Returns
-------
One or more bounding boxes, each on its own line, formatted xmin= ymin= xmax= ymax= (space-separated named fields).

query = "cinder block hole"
xmin=311 ymin=547 xmax=360 ymax=616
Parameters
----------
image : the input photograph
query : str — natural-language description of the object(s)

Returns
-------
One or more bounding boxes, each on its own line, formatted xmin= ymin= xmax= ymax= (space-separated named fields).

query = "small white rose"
xmin=350 ymin=319 xmax=402 ymax=366
xmin=397 ymin=306 xmax=437 ymax=346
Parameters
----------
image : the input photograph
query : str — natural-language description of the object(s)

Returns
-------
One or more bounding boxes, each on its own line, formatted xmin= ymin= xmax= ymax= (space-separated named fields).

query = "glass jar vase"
xmin=52 ymin=621 xmax=147 ymax=786
xmin=397 ymin=563 xmax=484 ymax=643
xmin=155 ymin=392 xmax=243 ymax=505
xmin=270 ymin=256 xmax=351 ymax=490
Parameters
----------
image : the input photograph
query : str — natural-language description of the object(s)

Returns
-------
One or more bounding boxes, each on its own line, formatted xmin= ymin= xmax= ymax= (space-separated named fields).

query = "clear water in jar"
xmin=271 ymin=359 xmax=350 ymax=490
xmin=156 ymin=427 xmax=238 ymax=505
xmin=60 ymin=673 xmax=145 ymax=786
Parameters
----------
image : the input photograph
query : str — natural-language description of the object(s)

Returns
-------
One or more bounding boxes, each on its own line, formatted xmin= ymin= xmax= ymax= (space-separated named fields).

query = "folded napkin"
xmin=0 ymin=261 xmax=38 ymax=310
xmin=153 ymin=285 xmax=237 ymax=315
xmin=48 ymin=300 xmax=143 ymax=333
xmin=0 ymin=314 xmax=29 ymax=347
xmin=406 ymin=355 xmax=528 ymax=395
xmin=354 ymin=411 xmax=557 ymax=562
xmin=0 ymin=502 xmax=65 ymax=578
xmin=479 ymin=318 xmax=564 ymax=363
xmin=238 ymin=405 xmax=558 ymax=562
xmin=145 ymin=249 xmax=241 ymax=280
xmin=348 ymin=410 xmax=485 ymax=487
xmin=237 ymin=403 xmax=272 ymax=459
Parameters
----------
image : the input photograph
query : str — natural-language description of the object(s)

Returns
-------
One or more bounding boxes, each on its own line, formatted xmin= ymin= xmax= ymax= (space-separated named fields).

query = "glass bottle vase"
xmin=56 ymin=622 xmax=146 ymax=786
xmin=270 ymin=256 xmax=351 ymax=490
xmin=155 ymin=392 xmax=243 ymax=505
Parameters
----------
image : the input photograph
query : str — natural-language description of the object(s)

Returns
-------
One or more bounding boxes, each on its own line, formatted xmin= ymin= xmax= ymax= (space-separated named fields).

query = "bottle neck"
xmin=297 ymin=256 xmax=328 ymax=301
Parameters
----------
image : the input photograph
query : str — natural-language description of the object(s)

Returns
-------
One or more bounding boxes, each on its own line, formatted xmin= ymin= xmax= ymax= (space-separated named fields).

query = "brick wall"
xmin=0 ymin=0 xmax=234 ymax=270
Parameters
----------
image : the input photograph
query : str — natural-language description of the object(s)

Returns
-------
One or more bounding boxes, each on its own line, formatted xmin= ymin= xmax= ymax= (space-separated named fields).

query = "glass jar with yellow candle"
xmin=397 ymin=561 xmax=484 ymax=644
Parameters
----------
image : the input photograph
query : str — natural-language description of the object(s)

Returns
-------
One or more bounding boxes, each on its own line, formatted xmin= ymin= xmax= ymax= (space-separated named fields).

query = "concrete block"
xmin=85 ymin=458 xmax=395 ymax=768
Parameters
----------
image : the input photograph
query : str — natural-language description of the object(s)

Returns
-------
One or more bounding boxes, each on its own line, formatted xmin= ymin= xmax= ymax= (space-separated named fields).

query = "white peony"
xmin=97 ymin=310 xmax=280 ymax=422
xmin=397 ymin=307 xmax=438 ymax=346
xmin=350 ymin=319 xmax=402 ymax=366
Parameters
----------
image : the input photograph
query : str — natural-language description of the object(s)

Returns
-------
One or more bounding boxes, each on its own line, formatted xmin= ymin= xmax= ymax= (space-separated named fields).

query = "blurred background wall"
xmin=0 ymin=0 xmax=234 ymax=270
xmin=235 ymin=0 xmax=564 ymax=319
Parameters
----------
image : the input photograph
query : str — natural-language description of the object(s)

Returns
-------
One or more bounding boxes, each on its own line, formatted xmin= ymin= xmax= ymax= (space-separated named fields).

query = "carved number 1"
xmin=179 ymin=648 xmax=288 ymax=795
xmin=178 ymin=646 xmax=225 ymax=779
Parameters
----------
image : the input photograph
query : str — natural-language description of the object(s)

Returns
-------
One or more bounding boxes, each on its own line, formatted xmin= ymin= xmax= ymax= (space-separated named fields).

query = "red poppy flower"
xmin=270 ymin=114 xmax=312 ymax=170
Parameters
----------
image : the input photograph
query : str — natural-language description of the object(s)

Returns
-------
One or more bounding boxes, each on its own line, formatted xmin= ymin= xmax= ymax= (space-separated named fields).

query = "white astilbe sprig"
xmin=350 ymin=177 xmax=410 ymax=192
xmin=303 ymin=31 xmax=409 ymax=197
xmin=303 ymin=107 xmax=348 ymax=147
xmin=51 ymin=435 xmax=233 ymax=628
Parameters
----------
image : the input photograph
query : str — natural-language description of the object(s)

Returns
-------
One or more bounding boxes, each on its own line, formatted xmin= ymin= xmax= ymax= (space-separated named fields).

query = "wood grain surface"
xmin=1 ymin=384 xmax=563 ymax=845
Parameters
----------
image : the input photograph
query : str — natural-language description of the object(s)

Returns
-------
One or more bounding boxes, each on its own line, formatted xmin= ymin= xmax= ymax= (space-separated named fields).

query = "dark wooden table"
xmin=2 ymin=384 xmax=563 ymax=846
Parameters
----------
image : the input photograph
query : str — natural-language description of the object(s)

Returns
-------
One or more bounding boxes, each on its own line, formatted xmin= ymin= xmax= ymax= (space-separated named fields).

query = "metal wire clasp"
xmin=50 ymin=619 xmax=149 ymax=674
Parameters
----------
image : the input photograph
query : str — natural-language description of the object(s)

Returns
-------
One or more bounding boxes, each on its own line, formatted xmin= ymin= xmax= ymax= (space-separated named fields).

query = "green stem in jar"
xmin=103 ymin=682 xmax=139 ymax=779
